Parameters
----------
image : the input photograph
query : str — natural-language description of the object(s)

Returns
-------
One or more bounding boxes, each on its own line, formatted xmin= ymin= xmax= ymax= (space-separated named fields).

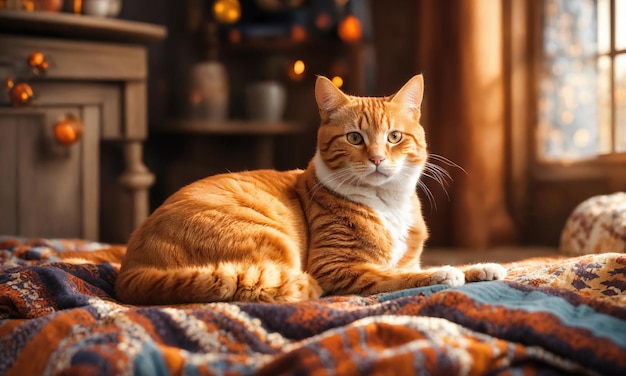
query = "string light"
xmin=338 ymin=15 xmax=362 ymax=42
xmin=213 ymin=0 xmax=241 ymax=24
xmin=331 ymin=76 xmax=344 ymax=88
xmin=288 ymin=59 xmax=306 ymax=81
xmin=293 ymin=60 xmax=305 ymax=75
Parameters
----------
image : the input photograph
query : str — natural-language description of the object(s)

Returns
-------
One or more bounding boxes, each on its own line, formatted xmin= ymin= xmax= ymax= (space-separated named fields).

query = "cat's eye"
xmin=346 ymin=132 xmax=364 ymax=145
xmin=387 ymin=131 xmax=403 ymax=144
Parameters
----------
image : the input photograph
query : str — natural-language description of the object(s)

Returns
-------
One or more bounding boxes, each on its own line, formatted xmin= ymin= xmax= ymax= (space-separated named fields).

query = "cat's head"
xmin=313 ymin=75 xmax=427 ymax=192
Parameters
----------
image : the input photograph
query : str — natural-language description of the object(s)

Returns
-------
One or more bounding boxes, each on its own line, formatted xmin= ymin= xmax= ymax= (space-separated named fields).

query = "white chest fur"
xmin=313 ymin=152 xmax=416 ymax=267
xmin=364 ymin=193 xmax=415 ymax=267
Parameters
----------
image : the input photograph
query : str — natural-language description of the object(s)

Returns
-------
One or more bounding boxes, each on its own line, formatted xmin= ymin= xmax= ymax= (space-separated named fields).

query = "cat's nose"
xmin=369 ymin=156 xmax=385 ymax=166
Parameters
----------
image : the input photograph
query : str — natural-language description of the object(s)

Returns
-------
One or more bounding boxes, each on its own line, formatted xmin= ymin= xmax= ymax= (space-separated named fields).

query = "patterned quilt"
xmin=1 ymin=238 xmax=625 ymax=375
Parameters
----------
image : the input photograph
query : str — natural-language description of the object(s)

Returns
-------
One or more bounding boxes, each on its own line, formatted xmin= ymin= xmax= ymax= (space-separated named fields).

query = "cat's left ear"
xmin=315 ymin=75 xmax=349 ymax=115
xmin=390 ymin=74 xmax=424 ymax=114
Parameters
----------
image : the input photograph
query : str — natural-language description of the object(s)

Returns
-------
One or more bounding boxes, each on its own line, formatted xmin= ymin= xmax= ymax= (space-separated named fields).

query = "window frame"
xmin=600 ymin=0 xmax=626 ymax=154
xmin=505 ymin=0 xmax=626 ymax=242
xmin=533 ymin=0 xmax=626 ymax=164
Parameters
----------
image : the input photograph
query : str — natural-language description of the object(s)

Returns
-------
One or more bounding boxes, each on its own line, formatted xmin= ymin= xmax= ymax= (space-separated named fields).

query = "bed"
xmin=1 ymin=234 xmax=625 ymax=375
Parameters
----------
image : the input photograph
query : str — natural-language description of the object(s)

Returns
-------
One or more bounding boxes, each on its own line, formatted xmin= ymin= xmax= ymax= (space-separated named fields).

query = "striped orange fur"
xmin=115 ymin=75 xmax=506 ymax=305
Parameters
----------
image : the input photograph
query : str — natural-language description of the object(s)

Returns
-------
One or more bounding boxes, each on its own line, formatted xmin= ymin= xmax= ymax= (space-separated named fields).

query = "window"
xmin=538 ymin=0 xmax=626 ymax=161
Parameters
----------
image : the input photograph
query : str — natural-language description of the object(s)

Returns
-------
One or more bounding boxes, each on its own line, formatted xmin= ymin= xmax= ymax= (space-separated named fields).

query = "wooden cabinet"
xmin=0 ymin=106 xmax=99 ymax=239
xmin=0 ymin=10 xmax=166 ymax=242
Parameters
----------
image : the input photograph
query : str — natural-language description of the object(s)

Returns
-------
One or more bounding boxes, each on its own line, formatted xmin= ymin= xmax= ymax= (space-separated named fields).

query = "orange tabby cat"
xmin=115 ymin=75 xmax=507 ymax=305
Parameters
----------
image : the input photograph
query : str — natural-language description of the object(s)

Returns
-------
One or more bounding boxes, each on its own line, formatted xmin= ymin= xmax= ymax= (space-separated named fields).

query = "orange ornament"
xmin=9 ymin=82 xmax=34 ymax=106
xmin=338 ymin=15 xmax=362 ymax=42
xmin=28 ymin=51 xmax=49 ymax=73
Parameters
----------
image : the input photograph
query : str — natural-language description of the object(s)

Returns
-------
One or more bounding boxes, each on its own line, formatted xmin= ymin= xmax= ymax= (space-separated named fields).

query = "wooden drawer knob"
xmin=53 ymin=114 xmax=84 ymax=146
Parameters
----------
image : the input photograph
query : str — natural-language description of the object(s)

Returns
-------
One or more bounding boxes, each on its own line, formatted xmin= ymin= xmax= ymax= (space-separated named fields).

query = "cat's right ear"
xmin=315 ymin=76 xmax=348 ymax=116
xmin=390 ymin=74 xmax=424 ymax=114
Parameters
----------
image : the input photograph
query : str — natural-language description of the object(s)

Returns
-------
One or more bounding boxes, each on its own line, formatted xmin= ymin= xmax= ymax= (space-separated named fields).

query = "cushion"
xmin=560 ymin=192 xmax=626 ymax=255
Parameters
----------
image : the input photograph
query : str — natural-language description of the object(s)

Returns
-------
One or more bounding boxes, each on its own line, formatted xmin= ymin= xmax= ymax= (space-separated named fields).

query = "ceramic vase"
xmin=81 ymin=0 xmax=121 ymax=17
xmin=190 ymin=61 xmax=229 ymax=121
xmin=245 ymin=80 xmax=286 ymax=122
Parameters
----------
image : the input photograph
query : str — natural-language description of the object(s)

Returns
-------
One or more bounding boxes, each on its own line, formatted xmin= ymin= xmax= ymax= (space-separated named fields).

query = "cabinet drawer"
xmin=0 ymin=35 xmax=146 ymax=81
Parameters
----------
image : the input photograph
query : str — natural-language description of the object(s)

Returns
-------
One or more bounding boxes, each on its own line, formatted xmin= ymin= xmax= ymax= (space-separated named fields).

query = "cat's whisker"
xmin=422 ymin=159 xmax=460 ymax=202
xmin=422 ymin=153 xmax=465 ymax=203
xmin=423 ymin=167 xmax=448 ymax=188
xmin=308 ymin=169 xmax=353 ymax=201
xmin=309 ymin=180 xmax=332 ymax=200
xmin=311 ymin=168 xmax=349 ymax=189
xmin=423 ymin=171 xmax=451 ymax=202
xmin=326 ymin=170 xmax=354 ymax=189
xmin=428 ymin=153 xmax=467 ymax=175
xmin=425 ymin=162 xmax=453 ymax=184
xmin=417 ymin=180 xmax=437 ymax=211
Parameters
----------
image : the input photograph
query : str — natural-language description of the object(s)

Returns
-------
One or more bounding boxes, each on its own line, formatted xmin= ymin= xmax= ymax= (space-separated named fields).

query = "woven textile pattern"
xmin=1 ymin=238 xmax=625 ymax=375
xmin=560 ymin=192 xmax=626 ymax=256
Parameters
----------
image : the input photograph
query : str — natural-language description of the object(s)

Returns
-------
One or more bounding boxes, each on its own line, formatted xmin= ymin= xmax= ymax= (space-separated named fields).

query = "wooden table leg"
xmin=118 ymin=140 xmax=154 ymax=232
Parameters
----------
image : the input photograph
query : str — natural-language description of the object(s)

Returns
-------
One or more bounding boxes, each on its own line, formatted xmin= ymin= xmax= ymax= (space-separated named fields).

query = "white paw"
xmin=431 ymin=266 xmax=465 ymax=287
xmin=464 ymin=263 xmax=507 ymax=282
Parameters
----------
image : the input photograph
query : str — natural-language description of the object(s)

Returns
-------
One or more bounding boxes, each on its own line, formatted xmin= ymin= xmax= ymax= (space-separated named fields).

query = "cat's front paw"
xmin=464 ymin=263 xmax=507 ymax=282
xmin=429 ymin=266 xmax=465 ymax=287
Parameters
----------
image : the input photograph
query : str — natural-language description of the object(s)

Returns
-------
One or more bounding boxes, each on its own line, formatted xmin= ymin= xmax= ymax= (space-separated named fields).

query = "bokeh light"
xmin=291 ymin=25 xmax=307 ymax=42
xmin=315 ymin=12 xmax=332 ymax=30
xmin=293 ymin=60 xmax=305 ymax=75
xmin=213 ymin=0 xmax=241 ymax=24
xmin=288 ymin=59 xmax=306 ymax=81
xmin=338 ymin=15 xmax=362 ymax=42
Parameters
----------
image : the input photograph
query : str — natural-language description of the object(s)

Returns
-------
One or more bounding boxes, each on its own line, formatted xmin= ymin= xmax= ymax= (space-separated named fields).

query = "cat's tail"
xmin=115 ymin=261 xmax=323 ymax=305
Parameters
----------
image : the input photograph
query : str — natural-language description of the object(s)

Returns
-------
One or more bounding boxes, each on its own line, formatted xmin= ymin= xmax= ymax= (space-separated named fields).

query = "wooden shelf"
xmin=223 ymin=38 xmax=365 ymax=54
xmin=0 ymin=9 xmax=167 ymax=43
xmin=155 ymin=119 xmax=308 ymax=170
xmin=157 ymin=119 xmax=307 ymax=135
